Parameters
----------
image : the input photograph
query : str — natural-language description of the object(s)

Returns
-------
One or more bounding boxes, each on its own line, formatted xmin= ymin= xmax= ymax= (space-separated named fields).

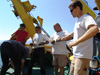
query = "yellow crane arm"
xmin=95 ymin=0 xmax=100 ymax=11
xmin=11 ymin=0 xmax=37 ymax=39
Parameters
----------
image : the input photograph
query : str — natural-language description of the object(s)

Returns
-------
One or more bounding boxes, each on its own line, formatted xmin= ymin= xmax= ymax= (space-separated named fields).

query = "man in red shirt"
xmin=10 ymin=24 xmax=28 ymax=45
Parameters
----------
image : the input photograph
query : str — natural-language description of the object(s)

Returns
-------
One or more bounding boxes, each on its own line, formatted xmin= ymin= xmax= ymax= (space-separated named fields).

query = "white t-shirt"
xmin=33 ymin=33 xmax=49 ymax=47
xmin=50 ymin=30 xmax=69 ymax=55
xmin=73 ymin=14 xmax=97 ymax=59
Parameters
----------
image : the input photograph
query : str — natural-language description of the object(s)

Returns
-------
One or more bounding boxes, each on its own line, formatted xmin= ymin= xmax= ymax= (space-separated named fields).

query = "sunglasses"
xmin=70 ymin=8 xmax=74 ymax=12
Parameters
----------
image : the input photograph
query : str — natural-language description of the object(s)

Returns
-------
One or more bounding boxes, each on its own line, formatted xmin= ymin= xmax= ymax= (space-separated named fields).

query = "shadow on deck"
xmin=5 ymin=66 xmax=70 ymax=75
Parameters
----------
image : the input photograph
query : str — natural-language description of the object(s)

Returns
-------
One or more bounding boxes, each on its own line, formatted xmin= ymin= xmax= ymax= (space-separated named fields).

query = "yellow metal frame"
xmin=11 ymin=0 xmax=44 ymax=39
xmin=95 ymin=0 xmax=100 ymax=11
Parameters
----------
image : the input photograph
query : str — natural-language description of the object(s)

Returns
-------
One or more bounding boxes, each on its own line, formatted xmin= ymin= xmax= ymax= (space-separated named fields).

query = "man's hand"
xmin=50 ymin=40 xmax=56 ymax=44
xmin=61 ymin=37 xmax=66 ymax=41
xmin=20 ymin=71 xmax=23 ymax=75
xmin=68 ymin=41 xmax=79 ymax=48
xmin=30 ymin=43 xmax=37 ymax=46
xmin=30 ymin=43 xmax=33 ymax=46
xmin=56 ymin=38 xmax=61 ymax=42
xmin=39 ymin=42 xmax=44 ymax=45
xmin=21 ymin=41 xmax=25 ymax=44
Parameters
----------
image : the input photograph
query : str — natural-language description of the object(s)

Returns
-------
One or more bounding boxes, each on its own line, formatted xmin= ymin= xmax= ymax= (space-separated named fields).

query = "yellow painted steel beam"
xmin=95 ymin=0 xmax=100 ymax=11
xmin=37 ymin=16 xmax=43 ymax=27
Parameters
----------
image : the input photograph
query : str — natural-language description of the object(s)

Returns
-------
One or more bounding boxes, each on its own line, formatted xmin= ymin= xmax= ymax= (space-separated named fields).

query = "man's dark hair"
xmin=20 ymin=23 xmax=25 ymax=28
xmin=69 ymin=0 xmax=83 ymax=11
xmin=35 ymin=26 xmax=41 ymax=29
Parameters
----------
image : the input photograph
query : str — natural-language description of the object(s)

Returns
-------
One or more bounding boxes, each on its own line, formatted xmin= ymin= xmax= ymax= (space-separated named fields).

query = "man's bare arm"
xmin=76 ymin=25 xmax=99 ymax=44
xmin=61 ymin=32 xmax=74 ymax=41
xmin=10 ymin=34 xmax=17 ymax=40
xmin=21 ymin=37 xmax=28 ymax=44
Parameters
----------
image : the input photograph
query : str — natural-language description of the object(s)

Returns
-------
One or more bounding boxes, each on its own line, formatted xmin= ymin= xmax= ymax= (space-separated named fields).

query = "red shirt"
xmin=15 ymin=30 xmax=28 ymax=42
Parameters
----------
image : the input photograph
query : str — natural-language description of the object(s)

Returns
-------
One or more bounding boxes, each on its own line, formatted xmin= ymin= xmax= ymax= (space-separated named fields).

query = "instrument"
xmin=95 ymin=15 xmax=100 ymax=30
xmin=89 ymin=56 xmax=100 ymax=75
xmin=90 ymin=59 xmax=98 ymax=68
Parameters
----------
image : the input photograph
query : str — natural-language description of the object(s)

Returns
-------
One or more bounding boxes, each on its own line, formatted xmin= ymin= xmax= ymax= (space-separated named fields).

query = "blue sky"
xmin=0 ymin=0 xmax=98 ymax=41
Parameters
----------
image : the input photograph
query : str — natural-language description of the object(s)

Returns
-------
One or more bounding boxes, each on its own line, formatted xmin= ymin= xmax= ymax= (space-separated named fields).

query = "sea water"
xmin=0 ymin=53 xmax=2 ymax=68
xmin=0 ymin=44 xmax=2 ymax=68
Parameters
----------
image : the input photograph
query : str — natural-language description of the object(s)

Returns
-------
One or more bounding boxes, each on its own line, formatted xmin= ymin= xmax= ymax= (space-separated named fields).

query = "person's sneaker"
xmin=93 ymin=7 xmax=98 ymax=10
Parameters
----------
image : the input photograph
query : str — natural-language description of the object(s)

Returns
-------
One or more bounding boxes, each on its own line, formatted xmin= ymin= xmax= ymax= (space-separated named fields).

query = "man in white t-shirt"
xmin=27 ymin=26 xmax=49 ymax=75
xmin=61 ymin=1 xmax=99 ymax=75
xmin=50 ymin=23 xmax=69 ymax=75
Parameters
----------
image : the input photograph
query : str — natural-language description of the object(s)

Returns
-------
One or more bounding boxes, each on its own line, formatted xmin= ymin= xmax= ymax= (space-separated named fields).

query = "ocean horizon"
xmin=0 ymin=40 xmax=52 ymax=46
xmin=0 ymin=40 xmax=32 ymax=45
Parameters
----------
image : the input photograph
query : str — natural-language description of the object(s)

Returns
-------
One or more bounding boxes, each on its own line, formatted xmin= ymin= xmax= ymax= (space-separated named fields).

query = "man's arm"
xmin=10 ymin=34 xmax=17 ymax=40
xmin=10 ymin=30 xmax=18 ymax=40
xmin=21 ymin=32 xmax=29 ymax=44
xmin=21 ymin=58 xmax=25 ymax=69
xmin=39 ymin=34 xmax=49 ymax=45
xmin=39 ymin=41 xmax=49 ymax=45
xmin=21 ymin=37 xmax=28 ymax=44
xmin=61 ymin=32 xmax=74 ymax=41
xmin=21 ymin=47 xmax=29 ymax=69
xmin=44 ymin=41 xmax=49 ymax=44
xmin=68 ymin=25 xmax=99 ymax=48
xmin=76 ymin=25 xmax=99 ymax=44
xmin=49 ymin=39 xmax=56 ymax=44
xmin=9 ymin=59 xmax=25 ymax=69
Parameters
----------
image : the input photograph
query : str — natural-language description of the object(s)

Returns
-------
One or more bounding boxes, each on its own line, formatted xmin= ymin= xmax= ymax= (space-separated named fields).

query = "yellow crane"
xmin=10 ymin=0 xmax=52 ymax=56
xmin=11 ymin=0 xmax=50 ymax=39
xmin=94 ymin=0 xmax=100 ymax=11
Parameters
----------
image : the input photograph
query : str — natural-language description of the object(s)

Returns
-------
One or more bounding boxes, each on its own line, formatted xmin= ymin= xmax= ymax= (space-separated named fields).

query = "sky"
xmin=0 ymin=0 xmax=98 ymax=42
